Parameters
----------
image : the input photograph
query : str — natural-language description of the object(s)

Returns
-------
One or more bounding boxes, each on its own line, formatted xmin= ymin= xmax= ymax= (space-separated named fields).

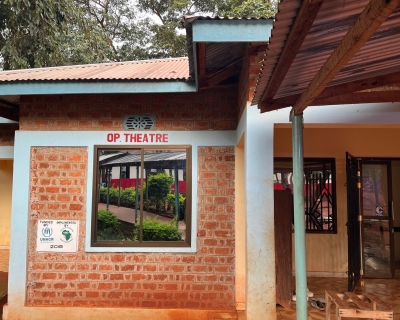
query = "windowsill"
xmin=84 ymin=245 xmax=196 ymax=253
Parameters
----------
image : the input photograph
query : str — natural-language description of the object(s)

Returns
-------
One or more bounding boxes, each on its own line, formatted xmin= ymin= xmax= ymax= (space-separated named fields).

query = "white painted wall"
xmin=237 ymin=105 xmax=277 ymax=319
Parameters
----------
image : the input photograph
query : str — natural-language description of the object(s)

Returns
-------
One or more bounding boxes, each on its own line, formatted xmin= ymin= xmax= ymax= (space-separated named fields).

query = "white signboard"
xmin=36 ymin=220 xmax=79 ymax=252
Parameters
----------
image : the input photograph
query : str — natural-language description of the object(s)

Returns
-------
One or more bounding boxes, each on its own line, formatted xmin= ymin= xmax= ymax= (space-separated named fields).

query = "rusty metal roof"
xmin=0 ymin=58 xmax=190 ymax=82
xmin=181 ymin=15 xmax=271 ymax=28
xmin=252 ymin=0 xmax=400 ymax=105
xmin=100 ymin=151 xmax=186 ymax=168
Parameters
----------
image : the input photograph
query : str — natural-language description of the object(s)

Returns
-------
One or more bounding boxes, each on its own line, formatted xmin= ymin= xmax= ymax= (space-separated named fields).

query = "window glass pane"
xmin=93 ymin=146 xmax=190 ymax=246
xmin=97 ymin=149 xmax=141 ymax=241
xmin=362 ymin=164 xmax=388 ymax=217
xmin=142 ymin=149 xmax=186 ymax=242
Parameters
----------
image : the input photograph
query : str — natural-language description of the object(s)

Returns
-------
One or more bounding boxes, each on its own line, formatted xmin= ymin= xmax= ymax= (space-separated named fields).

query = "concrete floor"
xmin=278 ymin=264 xmax=400 ymax=319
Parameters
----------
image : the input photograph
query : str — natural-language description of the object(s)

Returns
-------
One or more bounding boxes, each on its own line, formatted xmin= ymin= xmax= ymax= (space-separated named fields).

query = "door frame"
xmin=347 ymin=156 xmax=399 ymax=282
xmin=346 ymin=152 xmax=362 ymax=291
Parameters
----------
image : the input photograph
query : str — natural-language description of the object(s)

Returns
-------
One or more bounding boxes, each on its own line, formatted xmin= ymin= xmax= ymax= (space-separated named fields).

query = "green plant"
xmin=120 ymin=187 xmax=136 ymax=207
xmin=97 ymin=209 xmax=123 ymax=240
xmin=133 ymin=217 xmax=182 ymax=241
xmin=147 ymin=173 xmax=174 ymax=211
xmin=166 ymin=193 xmax=186 ymax=220
xmin=99 ymin=186 xmax=137 ymax=208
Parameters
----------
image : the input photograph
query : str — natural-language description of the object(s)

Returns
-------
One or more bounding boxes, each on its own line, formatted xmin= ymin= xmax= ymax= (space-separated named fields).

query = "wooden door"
xmin=346 ymin=152 xmax=362 ymax=291
xmin=274 ymin=189 xmax=293 ymax=309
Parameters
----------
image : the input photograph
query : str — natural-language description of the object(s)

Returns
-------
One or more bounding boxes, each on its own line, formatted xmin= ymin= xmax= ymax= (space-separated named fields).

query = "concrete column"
xmin=244 ymin=105 xmax=276 ymax=319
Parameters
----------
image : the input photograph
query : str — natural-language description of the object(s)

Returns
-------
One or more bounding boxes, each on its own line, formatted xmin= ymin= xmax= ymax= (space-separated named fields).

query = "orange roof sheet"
xmin=0 ymin=58 xmax=189 ymax=82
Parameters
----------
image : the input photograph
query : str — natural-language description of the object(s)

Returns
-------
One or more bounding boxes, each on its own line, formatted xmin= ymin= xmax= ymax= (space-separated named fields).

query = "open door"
xmin=360 ymin=161 xmax=395 ymax=278
xmin=346 ymin=152 xmax=362 ymax=291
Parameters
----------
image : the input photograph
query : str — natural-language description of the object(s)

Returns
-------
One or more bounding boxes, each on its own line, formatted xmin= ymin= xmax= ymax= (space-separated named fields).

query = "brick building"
xmin=1 ymin=2 xmax=400 ymax=319
xmin=0 ymin=17 xmax=275 ymax=320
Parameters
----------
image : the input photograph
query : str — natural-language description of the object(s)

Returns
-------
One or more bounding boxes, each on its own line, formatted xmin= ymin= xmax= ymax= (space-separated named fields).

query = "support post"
xmin=145 ymin=169 xmax=149 ymax=211
xmin=291 ymin=113 xmax=308 ymax=319
xmin=106 ymin=168 xmax=110 ymax=211
xmin=174 ymin=166 xmax=179 ymax=226
xmin=135 ymin=165 xmax=139 ymax=222
xmin=244 ymin=105 xmax=276 ymax=319
xmin=118 ymin=166 xmax=122 ymax=207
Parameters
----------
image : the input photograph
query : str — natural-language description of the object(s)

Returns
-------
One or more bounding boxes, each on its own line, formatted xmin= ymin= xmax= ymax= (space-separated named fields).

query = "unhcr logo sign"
xmin=36 ymin=220 xmax=79 ymax=253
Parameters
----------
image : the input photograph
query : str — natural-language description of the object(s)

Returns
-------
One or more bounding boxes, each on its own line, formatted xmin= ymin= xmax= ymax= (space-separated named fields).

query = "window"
xmin=274 ymin=158 xmax=336 ymax=233
xmin=92 ymin=145 xmax=191 ymax=247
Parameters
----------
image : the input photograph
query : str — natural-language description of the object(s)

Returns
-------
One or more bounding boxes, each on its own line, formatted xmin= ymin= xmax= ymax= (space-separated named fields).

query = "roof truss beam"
xmin=312 ymin=91 xmax=400 ymax=105
xmin=206 ymin=60 xmax=242 ymax=87
xmin=260 ymin=71 xmax=400 ymax=111
xmin=292 ymin=0 xmax=400 ymax=115
xmin=261 ymin=91 xmax=400 ymax=112
xmin=259 ymin=0 xmax=324 ymax=104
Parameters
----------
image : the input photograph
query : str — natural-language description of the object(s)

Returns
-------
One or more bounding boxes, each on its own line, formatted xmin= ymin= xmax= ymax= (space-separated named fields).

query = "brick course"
xmin=19 ymin=86 xmax=238 ymax=131
xmin=27 ymin=146 xmax=235 ymax=309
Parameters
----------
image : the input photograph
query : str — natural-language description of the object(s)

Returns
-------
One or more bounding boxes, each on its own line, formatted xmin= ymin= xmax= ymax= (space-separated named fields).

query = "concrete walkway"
xmin=98 ymin=203 xmax=186 ymax=238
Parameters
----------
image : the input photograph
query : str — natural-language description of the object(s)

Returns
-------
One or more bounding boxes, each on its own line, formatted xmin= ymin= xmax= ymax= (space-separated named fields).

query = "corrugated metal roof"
xmin=252 ymin=0 xmax=400 ymax=105
xmin=0 ymin=58 xmax=190 ymax=82
xmin=182 ymin=15 xmax=271 ymax=79
xmin=181 ymin=15 xmax=270 ymax=28
xmin=101 ymin=151 xmax=186 ymax=167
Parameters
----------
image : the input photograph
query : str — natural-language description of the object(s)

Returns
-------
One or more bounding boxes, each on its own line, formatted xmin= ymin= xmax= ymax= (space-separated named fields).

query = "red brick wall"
xmin=0 ymin=123 xmax=18 ymax=146
xmin=19 ymin=86 xmax=238 ymax=131
xmin=27 ymin=146 xmax=235 ymax=309
xmin=238 ymin=50 xmax=265 ymax=123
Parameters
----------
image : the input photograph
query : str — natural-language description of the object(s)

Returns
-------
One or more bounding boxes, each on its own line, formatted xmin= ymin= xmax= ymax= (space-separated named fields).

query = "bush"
xmin=147 ymin=173 xmax=173 ymax=211
xmin=97 ymin=210 xmax=122 ymax=240
xmin=99 ymin=186 xmax=137 ymax=208
xmin=133 ymin=217 xmax=182 ymax=241
xmin=120 ymin=187 xmax=136 ymax=207
xmin=166 ymin=193 xmax=186 ymax=220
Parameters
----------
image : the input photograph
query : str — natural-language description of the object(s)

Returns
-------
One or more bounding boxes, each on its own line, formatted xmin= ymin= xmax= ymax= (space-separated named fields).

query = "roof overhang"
xmin=0 ymin=80 xmax=196 ymax=96
xmin=252 ymin=0 xmax=400 ymax=116
xmin=190 ymin=19 xmax=273 ymax=42
xmin=182 ymin=17 xmax=273 ymax=90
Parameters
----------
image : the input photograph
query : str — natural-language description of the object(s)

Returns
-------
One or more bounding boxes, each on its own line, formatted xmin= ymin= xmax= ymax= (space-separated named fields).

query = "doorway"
xmin=347 ymin=156 xmax=400 ymax=284
xmin=361 ymin=161 xmax=394 ymax=278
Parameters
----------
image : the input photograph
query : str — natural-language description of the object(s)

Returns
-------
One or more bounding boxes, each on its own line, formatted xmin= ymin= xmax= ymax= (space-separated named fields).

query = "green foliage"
xmin=134 ymin=217 xmax=182 ymax=241
xmin=147 ymin=173 xmax=174 ymax=210
xmin=0 ymin=0 xmax=278 ymax=69
xmin=99 ymin=187 xmax=137 ymax=208
xmin=0 ymin=0 xmax=113 ymax=69
xmin=219 ymin=0 xmax=278 ymax=18
xmin=166 ymin=193 xmax=186 ymax=219
xmin=97 ymin=209 xmax=123 ymax=240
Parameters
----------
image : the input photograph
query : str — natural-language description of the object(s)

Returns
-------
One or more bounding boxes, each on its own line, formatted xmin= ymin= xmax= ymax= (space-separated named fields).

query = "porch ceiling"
xmin=252 ymin=0 xmax=400 ymax=114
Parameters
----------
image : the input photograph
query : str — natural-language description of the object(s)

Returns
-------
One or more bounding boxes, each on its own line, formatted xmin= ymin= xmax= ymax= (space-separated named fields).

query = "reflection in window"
xmin=361 ymin=164 xmax=388 ymax=217
xmin=274 ymin=158 xmax=336 ymax=233
xmin=92 ymin=146 xmax=191 ymax=247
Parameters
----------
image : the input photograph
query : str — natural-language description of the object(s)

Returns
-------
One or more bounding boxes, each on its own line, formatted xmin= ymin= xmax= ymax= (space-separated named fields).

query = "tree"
xmin=147 ymin=172 xmax=174 ymax=212
xmin=0 ymin=0 xmax=278 ymax=70
xmin=218 ymin=0 xmax=278 ymax=18
xmin=0 ymin=0 xmax=111 ymax=69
